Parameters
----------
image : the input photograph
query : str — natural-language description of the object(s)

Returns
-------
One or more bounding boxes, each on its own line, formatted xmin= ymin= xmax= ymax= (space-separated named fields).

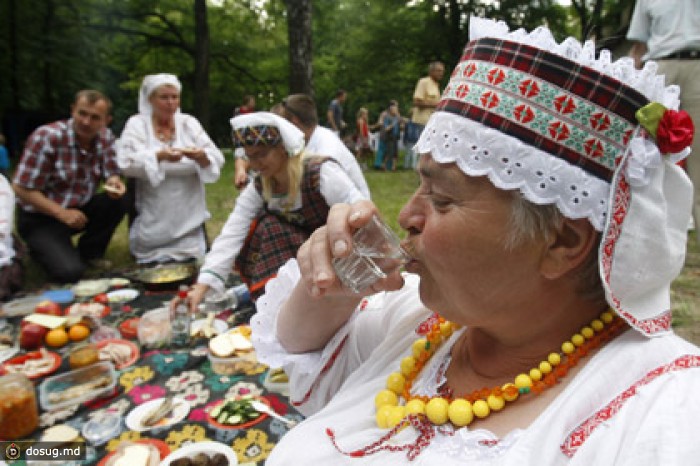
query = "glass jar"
xmin=0 ymin=373 xmax=39 ymax=439
xmin=69 ymin=343 xmax=99 ymax=369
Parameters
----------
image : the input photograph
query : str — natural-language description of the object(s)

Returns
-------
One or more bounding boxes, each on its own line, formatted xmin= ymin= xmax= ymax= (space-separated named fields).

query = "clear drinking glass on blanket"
xmin=332 ymin=215 xmax=410 ymax=293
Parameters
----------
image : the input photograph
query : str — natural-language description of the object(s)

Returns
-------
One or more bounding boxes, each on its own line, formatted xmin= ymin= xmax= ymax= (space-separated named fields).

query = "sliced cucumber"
xmin=210 ymin=405 xmax=222 ymax=418
xmin=227 ymin=414 xmax=243 ymax=424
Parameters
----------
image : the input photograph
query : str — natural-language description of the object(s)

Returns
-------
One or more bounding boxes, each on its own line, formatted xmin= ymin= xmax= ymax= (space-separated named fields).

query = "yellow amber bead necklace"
xmin=374 ymin=311 xmax=626 ymax=429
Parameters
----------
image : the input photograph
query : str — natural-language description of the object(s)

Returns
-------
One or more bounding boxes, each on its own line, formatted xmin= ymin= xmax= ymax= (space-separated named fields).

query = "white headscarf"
xmin=230 ymin=111 xmax=306 ymax=157
xmin=138 ymin=73 xmax=182 ymax=116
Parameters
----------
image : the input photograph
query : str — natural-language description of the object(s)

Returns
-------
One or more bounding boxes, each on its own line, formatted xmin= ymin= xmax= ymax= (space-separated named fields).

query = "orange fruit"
xmin=68 ymin=324 xmax=90 ymax=342
xmin=45 ymin=327 xmax=69 ymax=347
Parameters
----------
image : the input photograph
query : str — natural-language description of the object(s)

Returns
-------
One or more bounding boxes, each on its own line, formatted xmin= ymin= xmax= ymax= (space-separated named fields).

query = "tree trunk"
xmin=193 ymin=0 xmax=210 ymax=130
xmin=42 ymin=0 xmax=56 ymax=114
xmin=284 ymin=0 xmax=313 ymax=97
xmin=8 ymin=0 xmax=19 ymax=110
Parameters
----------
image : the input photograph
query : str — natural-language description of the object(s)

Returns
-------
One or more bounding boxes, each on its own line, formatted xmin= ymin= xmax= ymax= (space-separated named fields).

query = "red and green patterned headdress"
xmin=415 ymin=17 xmax=695 ymax=337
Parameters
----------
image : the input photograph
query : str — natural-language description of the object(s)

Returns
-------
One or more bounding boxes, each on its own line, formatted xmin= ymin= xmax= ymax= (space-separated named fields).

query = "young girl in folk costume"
xmin=188 ymin=112 xmax=367 ymax=307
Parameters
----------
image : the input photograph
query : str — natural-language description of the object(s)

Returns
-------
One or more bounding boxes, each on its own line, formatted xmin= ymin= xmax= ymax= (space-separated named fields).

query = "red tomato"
xmin=35 ymin=300 xmax=63 ymax=316
xmin=93 ymin=293 xmax=109 ymax=305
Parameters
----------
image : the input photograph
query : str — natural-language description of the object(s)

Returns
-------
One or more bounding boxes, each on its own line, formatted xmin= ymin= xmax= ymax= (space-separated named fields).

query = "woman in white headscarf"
xmin=187 ymin=111 xmax=366 ymax=308
xmin=117 ymin=74 xmax=224 ymax=264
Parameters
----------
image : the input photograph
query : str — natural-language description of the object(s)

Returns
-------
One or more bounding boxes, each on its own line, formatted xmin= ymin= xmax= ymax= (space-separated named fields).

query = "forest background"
xmin=0 ymin=0 xmax=637 ymax=154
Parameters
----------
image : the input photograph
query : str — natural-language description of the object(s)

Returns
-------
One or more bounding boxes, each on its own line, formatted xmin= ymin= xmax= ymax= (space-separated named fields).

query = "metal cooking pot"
xmin=128 ymin=263 xmax=197 ymax=292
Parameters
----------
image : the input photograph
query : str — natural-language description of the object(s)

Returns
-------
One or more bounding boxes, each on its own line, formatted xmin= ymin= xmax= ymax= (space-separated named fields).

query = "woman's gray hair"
xmin=506 ymin=192 xmax=604 ymax=302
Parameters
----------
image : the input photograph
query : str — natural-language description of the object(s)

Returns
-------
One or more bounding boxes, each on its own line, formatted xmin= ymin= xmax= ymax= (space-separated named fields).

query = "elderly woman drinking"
xmin=117 ymin=73 xmax=224 ymax=264
xmin=249 ymin=18 xmax=700 ymax=465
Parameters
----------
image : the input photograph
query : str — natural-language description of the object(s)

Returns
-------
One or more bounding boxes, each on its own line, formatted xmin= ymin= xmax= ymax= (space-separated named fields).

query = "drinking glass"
xmin=332 ymin=215 xmax=409 ymax=293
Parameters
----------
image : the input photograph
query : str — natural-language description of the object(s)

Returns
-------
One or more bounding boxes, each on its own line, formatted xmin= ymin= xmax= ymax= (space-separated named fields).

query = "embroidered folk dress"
xmin=251 ymin=260 xmax=700 ymax=465
xmin=196 ymin=160 xmax=366 ymax=296
xmin=117 ymin=113 xmax=224 ymax=263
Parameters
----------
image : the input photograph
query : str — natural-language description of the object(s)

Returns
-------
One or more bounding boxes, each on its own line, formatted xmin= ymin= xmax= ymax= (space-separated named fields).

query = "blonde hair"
xmin=260 ymin=149 xmax=305 ymax=212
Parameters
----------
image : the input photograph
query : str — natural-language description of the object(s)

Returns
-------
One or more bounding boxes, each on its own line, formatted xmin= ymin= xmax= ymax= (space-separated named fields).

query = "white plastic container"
xmin=137 ymin=307 xmax=172 ymax=349
xmin=39 ymin=361 xmax=117 ymax=411
xmin=207 ymin=350 xmax=258 ymax=376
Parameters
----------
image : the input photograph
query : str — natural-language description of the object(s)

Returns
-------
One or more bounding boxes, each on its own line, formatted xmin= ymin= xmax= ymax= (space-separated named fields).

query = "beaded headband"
xmin=232 ymin=125 xmax=282 ymax=148
xmin=415 ymin=17 xmax=695 ymax=337
xmin=230 ymin=112 xmax=305 ymax=158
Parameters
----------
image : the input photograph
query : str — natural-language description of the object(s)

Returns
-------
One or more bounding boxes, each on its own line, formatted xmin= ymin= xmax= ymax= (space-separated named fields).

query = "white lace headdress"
xmin=415 ymin=17 xmax=695 ymax=336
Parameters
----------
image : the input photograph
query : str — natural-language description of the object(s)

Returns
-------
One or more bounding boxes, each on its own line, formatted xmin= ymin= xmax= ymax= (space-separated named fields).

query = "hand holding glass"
xmin=332 ymin=215 xmax=409 ymax=293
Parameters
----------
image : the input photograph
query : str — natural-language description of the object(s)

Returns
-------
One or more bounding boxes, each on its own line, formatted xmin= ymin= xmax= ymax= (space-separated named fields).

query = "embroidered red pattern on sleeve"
xmin=290 ymin=298 xmax=370 ymax=407
xmin=561 ymin=354 xmax=700 ymax=457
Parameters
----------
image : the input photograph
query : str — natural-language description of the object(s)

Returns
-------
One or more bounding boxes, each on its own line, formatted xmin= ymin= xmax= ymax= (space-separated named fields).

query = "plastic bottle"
xmin=171 ymin=287 xmax=191 ymax=348
xmin=226 ymin=283 xmax=251 ymax=309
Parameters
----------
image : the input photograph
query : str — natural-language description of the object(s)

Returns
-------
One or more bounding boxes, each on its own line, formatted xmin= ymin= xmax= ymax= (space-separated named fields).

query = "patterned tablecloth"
xmin=1 ymin=287 xmax=300 ymax=465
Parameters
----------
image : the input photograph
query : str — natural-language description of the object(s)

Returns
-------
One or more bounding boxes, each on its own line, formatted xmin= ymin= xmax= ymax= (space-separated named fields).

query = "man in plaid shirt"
xmin=12 ymin=90 xmax=127 ymax=283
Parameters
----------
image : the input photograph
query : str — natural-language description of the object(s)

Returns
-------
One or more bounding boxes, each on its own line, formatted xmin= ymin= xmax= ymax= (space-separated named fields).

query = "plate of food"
xmin=160 ymin=441 xmax=238 ymax=466
xmin=106 ymin=288 xmax=139 ymax=304
xmin=72 ymin=279 xmax=111 ymax=298
xmin=109 ymin=277 xmax=131 ymax=289
xmin=206 ymin=395 xmax=269 ymax=430
xmin=97 ymin=439 xmax=170 ymax=466
xmin=208 ymin=325 xmax=252 ymax=358
xmin=0 ymin=295 xmax=45 ymax=317
xmin=39 ymin=361 xmax=117 ymax=411
xmin=65 ymin=302 xmax=109 ymax=318
xmin=130 ymin=264 xmax=196 ymax=292
xmin=0 ymin=348 xmax=62 ymax=379
xmin=119 ymin=317 xmax=140 ymax=339
xmin=96 ymin=338 xmax=139 ymax=369
xmin=125 ymin=396 xmax=190 ymax=432
xmin=190 ymin=315 xmax=228 ymax=340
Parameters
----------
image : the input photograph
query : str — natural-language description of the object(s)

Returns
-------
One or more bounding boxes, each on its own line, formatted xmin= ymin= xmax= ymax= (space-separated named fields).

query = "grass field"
xmin=21 ymin=151 xmax=700 ymax=345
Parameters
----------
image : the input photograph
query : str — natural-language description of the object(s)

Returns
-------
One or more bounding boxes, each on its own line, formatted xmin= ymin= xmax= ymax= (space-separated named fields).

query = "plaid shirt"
xmin=13 ymin=119 xmax=120 ymax=212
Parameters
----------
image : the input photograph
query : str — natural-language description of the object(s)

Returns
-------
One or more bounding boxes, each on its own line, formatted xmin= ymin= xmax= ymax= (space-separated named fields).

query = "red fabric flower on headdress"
xmin=656 ymin=110 xmax=694 ymax=154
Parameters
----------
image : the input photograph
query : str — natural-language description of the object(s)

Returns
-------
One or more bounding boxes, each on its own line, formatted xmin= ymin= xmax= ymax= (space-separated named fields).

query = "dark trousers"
xmin=17 ymin=193 xmax=126 ymax=283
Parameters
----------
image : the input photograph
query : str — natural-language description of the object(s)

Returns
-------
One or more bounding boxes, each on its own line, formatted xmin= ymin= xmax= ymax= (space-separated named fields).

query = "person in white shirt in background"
xmin=276 ymin=93 xmax=370 ymax=199
xmin=404 ymin=61 xmax=445 ymax=170
xmin=0 ymin=175 xmax=24 ymax=300
xmin=627 ymin=0 xmax=700 ymax=234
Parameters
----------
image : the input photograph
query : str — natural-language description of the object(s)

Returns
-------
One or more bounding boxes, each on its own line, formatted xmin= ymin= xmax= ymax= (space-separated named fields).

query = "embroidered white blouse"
xmin=251 ymin=259 xmax=700 ymax=465
xmin=196 ymin=162 xmax=366 ymax=294
xmin=117 ymin=113 xmax=224 ymax=263
xmin=0 ymin=175 xmax=16 ymax=267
